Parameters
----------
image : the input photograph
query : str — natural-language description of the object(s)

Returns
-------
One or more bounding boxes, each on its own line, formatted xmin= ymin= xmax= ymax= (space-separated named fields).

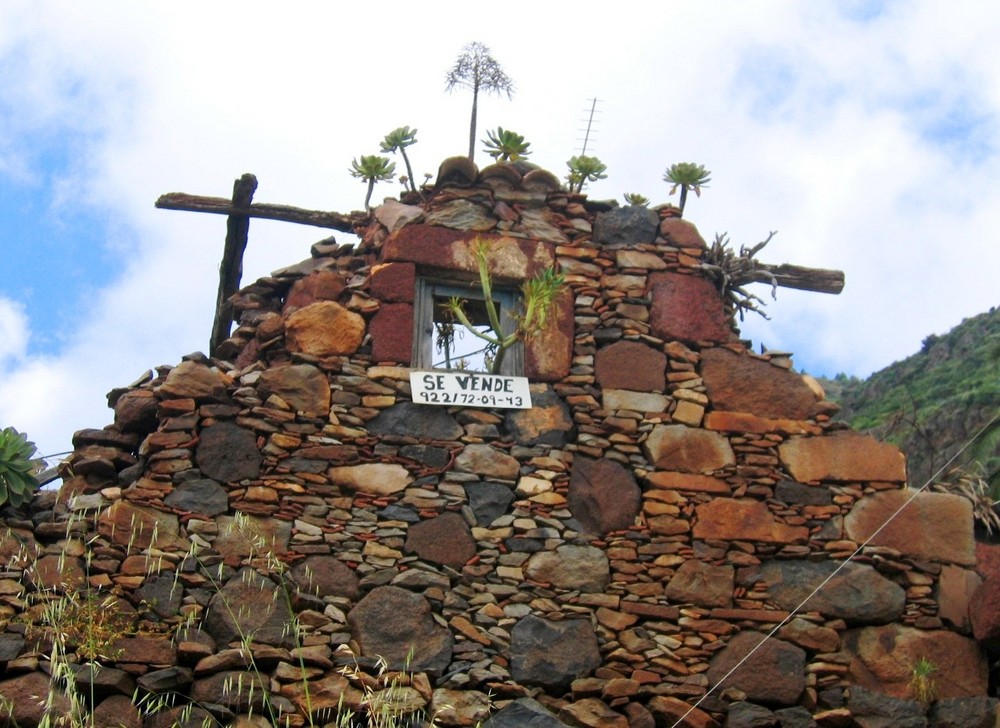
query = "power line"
xmin=671 ymin=409 xmax=1000 ymax=727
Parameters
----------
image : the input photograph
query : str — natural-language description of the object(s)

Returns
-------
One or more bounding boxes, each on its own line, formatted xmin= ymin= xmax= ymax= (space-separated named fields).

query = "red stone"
xmin=779 ymin=431 xmax=907 ymax=483
xmin=369 ymin=303 xmax=414 ymax=364
xmin=594 ymin=340 xmax=666 ymax=392
xmin=704 ymin=410 xmax=820 ymax=436
xmin=658 ymin=218 xmax=707 ymax=249
xmin=647 ymin=696 xmax=719 ymax=728
xmin=405 ymin=512 xmax=477 ymax=569
xmin=844 ymin=624 xmax=988 ymax=699
xmin=694 ymin=498 xmax=809 ymax=543
xmin=369 ymin=262 xmax=416 ymax=303
xmin=282 ymin=270 xmax=346 ymax=313
xmin=969 ymin=574 xmax=1000 ymax=648
xmin=645 ymin=471 xmax=729 ymax=494
xmin=844 ymin=490 xmax=975 ymax=565
xmin=643 ymin=424 xmax=735 ymax=473
xmin=525 ymin=289 xmax=573 ymax=381
xmin=975 ymin=542 xmax=1000 ymax=579
xmin=701 ymin=347 xmax=819 ymax=420
xmin=285 ymin=301 xmax=366 ymax=356
xmin=648 ymin=271 xmax=732 ymax=344
xmin=383 ymin=225 xmax=555 ymax=280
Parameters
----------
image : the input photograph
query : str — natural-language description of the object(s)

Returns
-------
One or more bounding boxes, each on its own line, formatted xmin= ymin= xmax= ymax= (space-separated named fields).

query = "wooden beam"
xmin=753 ymin=263 xmax=845 ymax=295
xmin=155 ymin=192 xmax=363 ymax=233
xmin=210 ymin=174 xmax=257 ymax=355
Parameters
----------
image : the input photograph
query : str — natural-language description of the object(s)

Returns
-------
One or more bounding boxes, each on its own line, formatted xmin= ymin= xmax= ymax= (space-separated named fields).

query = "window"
xmin=413 ymin=277 xmax=523 ymax=375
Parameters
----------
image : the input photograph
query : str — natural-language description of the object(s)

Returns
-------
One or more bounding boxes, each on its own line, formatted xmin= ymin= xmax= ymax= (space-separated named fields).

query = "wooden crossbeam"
xmin=155 ymin=191 xmax=362 ymax=232
xmin=156 ymin=174 xmax=367 ymax=356
xmin=751 ymin=263 xmax=845 ymax=295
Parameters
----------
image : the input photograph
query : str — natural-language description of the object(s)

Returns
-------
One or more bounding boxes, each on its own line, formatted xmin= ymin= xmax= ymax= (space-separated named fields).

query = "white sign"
xmin=410 ymin=371 xmax=532 ymax=409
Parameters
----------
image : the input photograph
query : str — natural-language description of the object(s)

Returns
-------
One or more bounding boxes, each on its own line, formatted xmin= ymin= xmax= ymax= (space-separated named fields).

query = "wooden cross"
xmin=155 ymin=173 xmax=364 ymax=355
xmin=156 ymin=176 xmax=845 ymax=354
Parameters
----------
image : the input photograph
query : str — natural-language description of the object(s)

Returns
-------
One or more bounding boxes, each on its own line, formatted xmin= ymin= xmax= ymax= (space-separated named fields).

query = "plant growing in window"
xmin=0 ymin=426 xmax=41 ymax=508
xmin=445 ymin=42 xmax=515 ymax=162
xmin=664 ymin=162 xmax=711 ymax=216
xmin=349 ymin=155 xmax=397 ymax=211
xmin=482 ymin=127 xmax=531 ymax=161
xmin=380 ymin=126 xmax=419 ymax=193
xmin=442 ymin=239 xmax=565 ymax=374
xmin=565 ymin=155 xmax=607 ymax=193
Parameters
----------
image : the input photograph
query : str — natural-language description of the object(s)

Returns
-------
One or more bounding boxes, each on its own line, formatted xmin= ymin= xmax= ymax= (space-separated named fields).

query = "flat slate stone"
xmin=368 ymin=401 xmax=463 ymax=440
xmin=464 ymin=483 xmax=515 ymax=526
xmin=163 ymin=478 xmax=228 ymax=517
xmin=593 ymin=206 xmax=658 ymax=247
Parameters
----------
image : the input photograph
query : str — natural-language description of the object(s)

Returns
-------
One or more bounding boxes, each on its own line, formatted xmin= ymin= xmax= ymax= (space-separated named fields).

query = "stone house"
xmin=0 ymin=158 xmax=996 ymax=727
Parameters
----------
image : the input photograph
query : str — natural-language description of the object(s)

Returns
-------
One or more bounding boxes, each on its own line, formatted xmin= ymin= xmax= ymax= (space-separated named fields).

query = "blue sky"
xmin=1 ymin=1 xmax=999 ymax=459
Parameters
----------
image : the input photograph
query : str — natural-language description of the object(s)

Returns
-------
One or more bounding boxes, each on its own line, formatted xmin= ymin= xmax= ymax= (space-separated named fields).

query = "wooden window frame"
xmin=413 ymin=275 xmax=523 ymax=376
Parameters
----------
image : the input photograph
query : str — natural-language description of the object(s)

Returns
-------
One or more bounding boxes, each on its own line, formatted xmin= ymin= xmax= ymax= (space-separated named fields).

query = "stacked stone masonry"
xmin=1 ymin=159 xmax=997 ymax=728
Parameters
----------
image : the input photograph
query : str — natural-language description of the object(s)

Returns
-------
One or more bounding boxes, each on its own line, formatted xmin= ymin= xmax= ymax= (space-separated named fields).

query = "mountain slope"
xmin=818 ymin=306 xmax=1000 ymax=493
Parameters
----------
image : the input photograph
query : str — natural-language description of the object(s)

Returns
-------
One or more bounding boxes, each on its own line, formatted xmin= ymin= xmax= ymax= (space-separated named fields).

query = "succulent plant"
xmin=663 ymin=162 xmax=711 ymax=216
xmin=349 ymin=155 xmax=397 ymax=211
xmin=380 ymin=126 xmax=419 ymax=193
xmin=565 ymin=155 xmax=608 ymax=194
xmin=482 ymin=127 xmax=531 ymax=161
xmin=0 ymin=426 xmax=40 ymax=508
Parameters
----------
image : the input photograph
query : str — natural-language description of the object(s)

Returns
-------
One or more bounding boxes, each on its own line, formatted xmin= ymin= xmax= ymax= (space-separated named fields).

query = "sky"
xmin=1 ymin=1 xmax=999 ymax=462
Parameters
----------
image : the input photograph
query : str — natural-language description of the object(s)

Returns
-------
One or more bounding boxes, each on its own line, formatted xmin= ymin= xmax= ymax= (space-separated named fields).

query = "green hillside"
xmin=817 ymin=306 xmax=1000 ymax=496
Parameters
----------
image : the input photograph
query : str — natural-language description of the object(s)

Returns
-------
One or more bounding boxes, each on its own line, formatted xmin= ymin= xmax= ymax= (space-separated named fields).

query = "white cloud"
xmin=0 ymin=297 xmax=28 ymax=363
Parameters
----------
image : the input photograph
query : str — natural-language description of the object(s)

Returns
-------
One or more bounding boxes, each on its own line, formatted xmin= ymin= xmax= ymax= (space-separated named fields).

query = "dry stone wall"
xmin=1 ymin=159 xmax=996 ymax=727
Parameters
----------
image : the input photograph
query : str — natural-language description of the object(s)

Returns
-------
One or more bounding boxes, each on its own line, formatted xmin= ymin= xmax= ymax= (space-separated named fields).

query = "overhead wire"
xmin=670 ymin=409 xmax=1000 ymax=728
